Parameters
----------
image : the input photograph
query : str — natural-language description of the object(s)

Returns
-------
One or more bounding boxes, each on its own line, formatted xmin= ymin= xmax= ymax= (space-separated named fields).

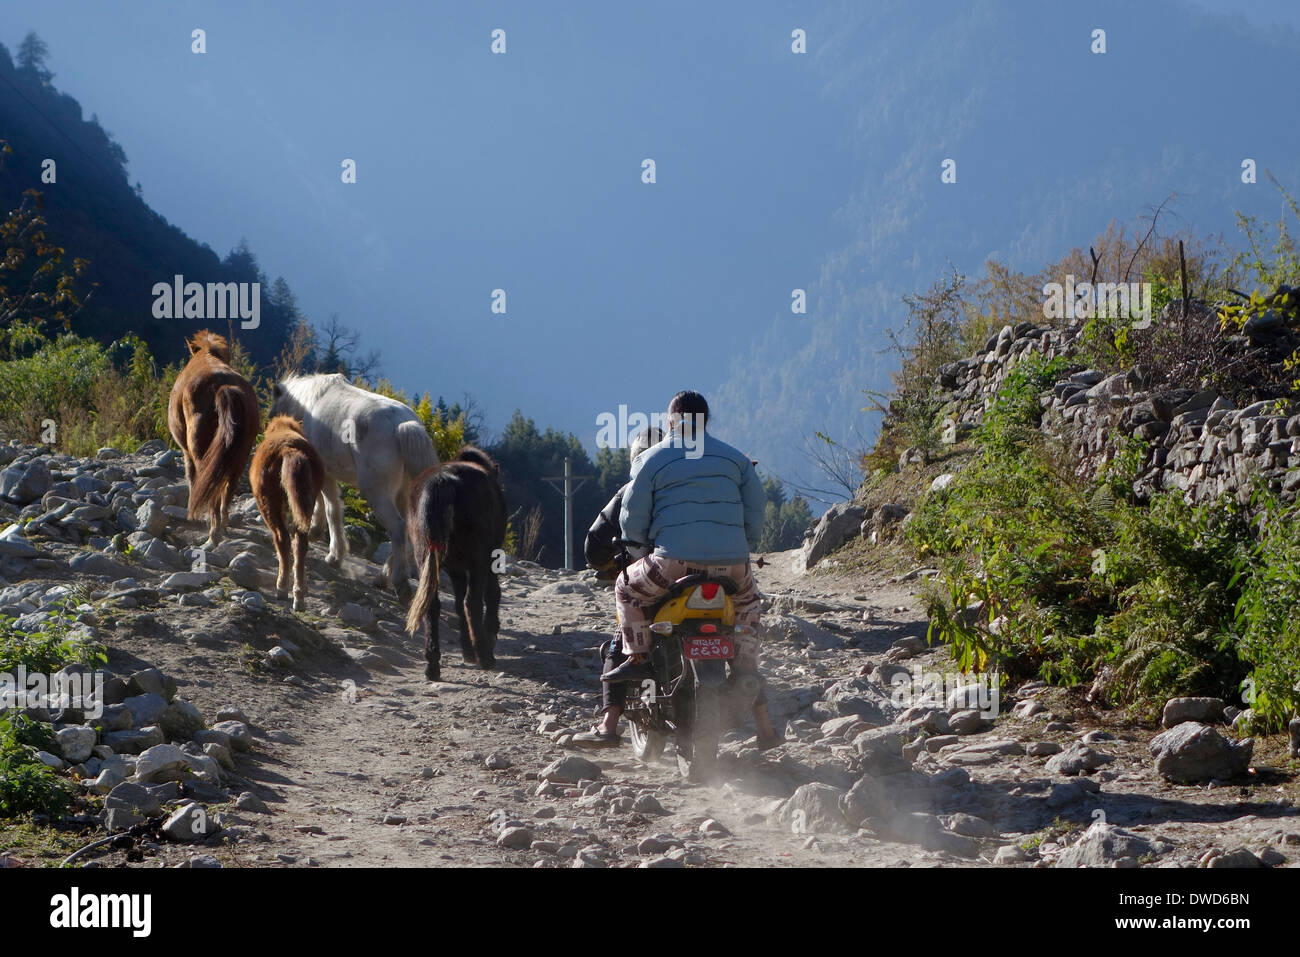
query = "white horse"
xmin=269 ymin=374 xmax=437 ymax=598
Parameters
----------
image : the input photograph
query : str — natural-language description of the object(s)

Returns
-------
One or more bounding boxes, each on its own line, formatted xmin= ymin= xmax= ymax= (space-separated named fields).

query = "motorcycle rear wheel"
xmin=677 ymin=685 xmax=720 ymax=783
xmin=629 ymin=720 xmax=666 ymax=764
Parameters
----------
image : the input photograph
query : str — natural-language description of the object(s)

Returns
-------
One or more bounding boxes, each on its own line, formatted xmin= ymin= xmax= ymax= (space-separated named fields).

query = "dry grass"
xmin=818 ymin=535 xmax=917 ymax=579
xmin=858 ymin=441 xmax=978 ymax=514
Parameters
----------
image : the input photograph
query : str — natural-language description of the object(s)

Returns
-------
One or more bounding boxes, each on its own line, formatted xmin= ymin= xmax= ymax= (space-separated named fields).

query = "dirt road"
xmin=8 ymin=457 xmax=1297 ymax=868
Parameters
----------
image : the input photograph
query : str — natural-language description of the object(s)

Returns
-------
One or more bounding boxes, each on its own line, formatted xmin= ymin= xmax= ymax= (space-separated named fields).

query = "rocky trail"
xmin=2 ymin=441 xmax=1298 ymax=868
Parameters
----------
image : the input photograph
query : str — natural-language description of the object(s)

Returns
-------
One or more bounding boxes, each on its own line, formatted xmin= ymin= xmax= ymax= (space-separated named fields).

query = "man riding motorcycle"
xmin=575 ymin=390 xmax=783 ymax=751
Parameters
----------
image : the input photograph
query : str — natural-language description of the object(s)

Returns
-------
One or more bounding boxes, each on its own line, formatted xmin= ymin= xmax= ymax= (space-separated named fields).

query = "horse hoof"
xmin=292 ymin=597 xmax=304 ymax=612
xmin=276 ymin=588 xmax=288 ymax=600
xmin=425 ymin=665 xmax=441 ymax=682
xmin=462 ymin=655 xmax=478 ymax=666
xmin=327 ymin=555 xmax=342 ymax=569
xmin=479 ymin=658 xmax=495 ymax=671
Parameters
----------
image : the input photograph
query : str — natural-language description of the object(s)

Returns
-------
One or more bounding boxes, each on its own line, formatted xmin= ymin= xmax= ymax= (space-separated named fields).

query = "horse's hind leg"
xmin=219 ymin=472 xmax=240 ymax=540
xmin=363 ymin=481 xmax=410 ymax=600
xmin=291 ymin=528 xmax=309 ymax=612
xmin=423 ymin=577 xmax=442 ymax=681
xmin=449 ymin=570 xmax=476 ymax=665
xmin=274 ymin=522 xmax=295 ymax=598
xmin=207 ymin=489 xmax=231 ymax=550
xmin=182 ymin=448 xmax=197 ymax=495
xmin=267 ymin=496 xmax=291 ymax=595
xmin=204 ymin=507 xmax=223 ymax=551
xmin=466 ymin=567 xmax=493 ymax=670
xmin=482 ymin=567 xmax=501 ymax=668
xmin=322 ymin=480 xmax=346 ymax=567
xmin=310 ymin=493 xmax=328 ymax=540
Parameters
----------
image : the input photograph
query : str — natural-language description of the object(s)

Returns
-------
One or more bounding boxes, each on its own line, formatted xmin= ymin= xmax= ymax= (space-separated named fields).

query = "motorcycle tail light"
xmin=685 ymin=585 xmax=727 ymax=609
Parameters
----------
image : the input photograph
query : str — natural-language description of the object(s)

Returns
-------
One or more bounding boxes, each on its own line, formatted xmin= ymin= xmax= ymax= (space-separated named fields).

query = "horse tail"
xmin=454 ymin=445 xmax=497 ymax=475
xmin=281 ymin=451 xmax=317 ymax=534
xmin=190 ymin=384 xmax=253 ymax=521
xmin=398 ymin=420 xmax=437 ymax=482
xmin=406 ymin=545 xmax=439 ymax=637
xmin=405 ymin=472 xmax=455 ymax=636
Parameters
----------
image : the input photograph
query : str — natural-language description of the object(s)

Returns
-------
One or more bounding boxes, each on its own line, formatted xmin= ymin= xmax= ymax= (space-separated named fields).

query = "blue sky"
xmin=10 ymin=0 xmax=1300 ymax=490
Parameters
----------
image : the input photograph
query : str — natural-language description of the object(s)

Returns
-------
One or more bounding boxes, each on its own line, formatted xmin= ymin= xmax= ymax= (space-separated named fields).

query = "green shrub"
xmin=1090 ymin=492 xmax=1247 ymax=703
xmin=975 ymin=354 xmax=1072 ymax=456
xmin=1232 ymin=487 xmax=1300 ymax=730
xmin=0 ymin=332 xmax=170 ymax=454
xmin=0 ymin=712 xmax=76 ymax=819
xmin=0 ymin=334 xmax=110 ymax=435
xmin=909 ymin=359 xmax=1251 ymax=706
xmin=0 ymin=597 xmax=106 ymax=675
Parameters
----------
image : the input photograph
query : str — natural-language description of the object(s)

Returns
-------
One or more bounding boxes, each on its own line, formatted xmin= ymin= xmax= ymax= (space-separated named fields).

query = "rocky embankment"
xmin=800 ymin=293 xmax=1300 ymax=570
xmin=932 ymin=295 xmax=1300 ymax=504
xmin=1 ymin=440 xmax=1297 ymax=868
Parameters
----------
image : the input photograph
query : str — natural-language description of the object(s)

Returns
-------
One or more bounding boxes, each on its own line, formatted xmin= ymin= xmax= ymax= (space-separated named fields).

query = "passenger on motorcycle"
xmin=582 ymin=426 xmax=664 ymax=581
xmin=569 ymin=426 xmax=662 ymax=749
xmin=579 ymin=390 xmax=783 ymax=750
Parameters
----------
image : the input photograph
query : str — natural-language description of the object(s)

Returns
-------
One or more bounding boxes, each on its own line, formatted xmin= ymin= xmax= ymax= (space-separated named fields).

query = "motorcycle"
xmin=610 ymin=539 xmax=763 ymax=782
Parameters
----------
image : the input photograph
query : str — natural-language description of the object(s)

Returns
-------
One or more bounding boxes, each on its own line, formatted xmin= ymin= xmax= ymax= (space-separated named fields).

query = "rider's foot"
xmin=601 ymin=656 xmax=654 ymax=683
xmin=570 ymin=725 xmax=621 ymax=748
xmin=754 ymin=706 xmax=785 ymax=750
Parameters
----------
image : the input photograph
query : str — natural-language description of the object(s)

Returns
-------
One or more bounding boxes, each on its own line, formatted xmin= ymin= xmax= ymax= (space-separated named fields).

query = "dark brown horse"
xmin=405 ymin=446 xmax=507 ymax=681
xmin=167 ymin=331 xmax=259 ymax=548
xmin=250 ymin=415 xmax=325 ymax=612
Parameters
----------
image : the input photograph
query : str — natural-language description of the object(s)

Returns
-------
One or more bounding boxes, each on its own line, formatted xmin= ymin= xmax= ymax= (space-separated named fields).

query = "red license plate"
xmin=684 ymin=636 xmax=734 ymax=660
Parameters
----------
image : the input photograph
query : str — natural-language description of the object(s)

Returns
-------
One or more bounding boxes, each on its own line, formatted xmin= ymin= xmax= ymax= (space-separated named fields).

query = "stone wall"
xmin=803 ymin=298 xmax=1300 ymax=568
xmin=928 ymin=303 xmax=1300 ymax=506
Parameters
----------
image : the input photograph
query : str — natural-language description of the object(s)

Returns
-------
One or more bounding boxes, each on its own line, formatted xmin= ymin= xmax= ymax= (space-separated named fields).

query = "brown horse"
xmin=250 ymin=416 xmax=326 ymax=611
xmin=406 ymin=446 xmax=507 ymax=681
xmin=167 ymin=331 xmax=259 ymax=549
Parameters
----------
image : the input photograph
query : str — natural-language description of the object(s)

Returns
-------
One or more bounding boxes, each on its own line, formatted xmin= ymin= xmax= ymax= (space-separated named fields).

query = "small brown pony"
xmin=167 ymin=331 xmax=259 ymax=548
xmin=250 ymin=415 xmax=326 ymax=611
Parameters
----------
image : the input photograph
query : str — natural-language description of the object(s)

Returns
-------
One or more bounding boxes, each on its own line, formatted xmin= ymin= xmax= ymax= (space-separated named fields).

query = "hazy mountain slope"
xmin=715 ymin=0 xmax=1300 ymax=494
xmin=0 ymin=42 xmax=293 ymax=365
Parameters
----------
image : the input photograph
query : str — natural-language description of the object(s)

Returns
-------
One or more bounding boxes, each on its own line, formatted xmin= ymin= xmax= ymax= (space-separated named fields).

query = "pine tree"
xmin=17 ymin=32 xmax=53 ymax=84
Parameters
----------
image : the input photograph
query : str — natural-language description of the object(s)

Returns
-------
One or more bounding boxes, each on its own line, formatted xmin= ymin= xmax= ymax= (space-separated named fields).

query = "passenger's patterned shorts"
xmin=614 ymin=555 xmax=761 ymax=661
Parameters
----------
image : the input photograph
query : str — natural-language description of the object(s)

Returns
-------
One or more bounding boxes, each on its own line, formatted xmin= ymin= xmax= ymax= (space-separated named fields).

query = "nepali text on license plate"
xmin=684 ymin=636 xmax=734 ymax=659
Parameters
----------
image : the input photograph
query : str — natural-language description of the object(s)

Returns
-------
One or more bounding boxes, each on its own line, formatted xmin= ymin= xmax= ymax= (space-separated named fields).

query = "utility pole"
xmin=543 ymin=456 xmax=592 ymax=570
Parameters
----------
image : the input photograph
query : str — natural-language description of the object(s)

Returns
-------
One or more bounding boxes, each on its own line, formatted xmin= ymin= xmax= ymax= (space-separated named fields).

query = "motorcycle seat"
xmin=667 ymin=572 xmax=739 ymax=595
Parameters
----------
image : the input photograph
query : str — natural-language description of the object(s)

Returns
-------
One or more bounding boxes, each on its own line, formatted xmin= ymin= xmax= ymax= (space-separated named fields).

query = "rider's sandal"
xmin=600 ymin=656 xmax=655 ymax=684
xmin=570 ymin=726 xmax=622 ymax=748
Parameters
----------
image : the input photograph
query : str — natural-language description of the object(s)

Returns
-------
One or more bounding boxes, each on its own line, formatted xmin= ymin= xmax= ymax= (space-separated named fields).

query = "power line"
xmin=542 ymin=456 xmax=593 ymax=570
xmin=0 ymin=65 xmax=127 ymax=186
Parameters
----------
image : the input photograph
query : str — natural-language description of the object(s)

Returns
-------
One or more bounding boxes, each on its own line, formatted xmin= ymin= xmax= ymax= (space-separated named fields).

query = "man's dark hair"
xmin=667 ymin=390 xmax=709 ymax=428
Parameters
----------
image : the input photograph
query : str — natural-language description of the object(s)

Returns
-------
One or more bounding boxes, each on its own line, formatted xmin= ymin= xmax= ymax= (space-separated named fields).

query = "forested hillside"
xmin=0 ymin=34 xmax=296 ymax=367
